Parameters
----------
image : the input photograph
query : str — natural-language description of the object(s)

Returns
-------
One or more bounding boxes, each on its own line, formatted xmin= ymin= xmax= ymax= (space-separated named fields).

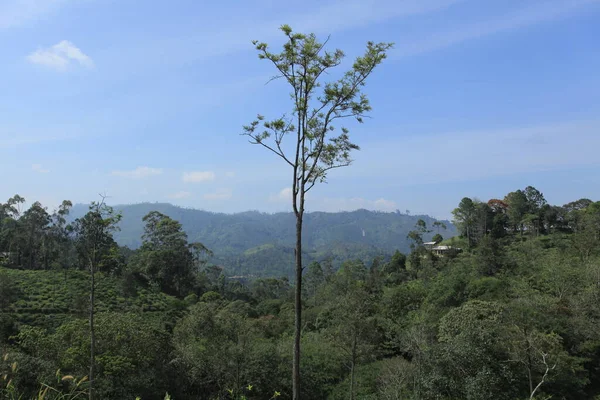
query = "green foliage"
xmin=172 ymin=301 xmax=283 ymax=399
xmin=130 ymin=211 xmax=209 ymax=297
xmin=452 ymin=197 xmax=478 ymax=246
xmin=0 ymin=267 xmax=179 ymax=329
xmin=2 ymin=187 xmax=600 ymax=400
xmin=53 ymin=313 xmax=171 ymax=399
xmin=381 ymin=250 xmax=409 ymax=285
xmin=505 ymin=189 xmax=529 ymax=233
xmin=68 ymin=203 xmax=456 ymax=277
xmin=1 ymin=351 xmax=88 ymax=400
xmin=245 ymin=27 xmax=393 ymax=190
xmin=72 ymin=201 xmax=122 ymax=276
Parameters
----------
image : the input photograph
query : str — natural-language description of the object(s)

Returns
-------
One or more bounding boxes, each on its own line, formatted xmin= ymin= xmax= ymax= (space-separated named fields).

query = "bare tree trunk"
xmin=293 ymin=213 xmax=303 ymax=400
xmin=235 ymin=355 xmax=240 ymax=398
xmin=527 ymin=366 xmax=533 ymax=398
xmin=526 ymin=343 xmax=533 ymax=396
xmin=89 ymin=259 xmax=95 ymax=400
xmin=467 ymin=226 xmax=471 ymax=247
xmin=350 ymin=333 xmax=357 ymax=400
xmin=530 ymin=352 xmax=554 ymax=400
xmin=28 ymin=232 xmax=34 ymax=269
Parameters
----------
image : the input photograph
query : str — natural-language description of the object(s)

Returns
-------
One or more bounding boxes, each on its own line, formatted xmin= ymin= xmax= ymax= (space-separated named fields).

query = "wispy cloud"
xmin=290 ymin=0 xmax=465 ymax=34
xmin=182 ymin=171 xmax=215 ymax=183
xmin=0 ymin=120 xmax=83 ymax=150
xmin=103 ymin=0 xmax=599 ymax=89
xmin=110 ymin=0 xmax=463 ymax=72
xmin=168 ymin=191 xmax=191 ymax=200
xmin=203 ymin=188 xmax=232 ymax=200
xmin=359 ymin=119 xmax=600 ymax=185
xmin=0 ymin=0 xmax=70 ymax=30
xmin=31 ymin=164 xmax=49 ymax=173
xmin=394 ymin=0 xmax=600 ymax=58
xmin=112 ymin=166 xmax=163 ymax=179
xmin=27 ymin=40 xmax=94 ymax=71
xmin=0 ymin=131 xmax=77 ymax=149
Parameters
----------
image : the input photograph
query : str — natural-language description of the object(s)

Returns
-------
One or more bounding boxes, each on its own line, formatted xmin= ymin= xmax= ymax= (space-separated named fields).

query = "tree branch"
xmin=529 ymin=352 xmax=556 ymax=400
xmin=246 ymin=137 xmax=294 ymax=167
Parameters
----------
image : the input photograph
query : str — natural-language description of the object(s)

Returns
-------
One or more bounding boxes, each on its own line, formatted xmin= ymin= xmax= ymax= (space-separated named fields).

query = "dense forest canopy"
xmin=1 ymin=185 xmax=600 ymax=399
xmin=67 ymin=203 xmax=454 ymax=277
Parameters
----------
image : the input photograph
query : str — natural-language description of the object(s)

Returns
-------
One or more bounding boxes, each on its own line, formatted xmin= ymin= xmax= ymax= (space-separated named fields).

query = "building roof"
xmin=432 ymin=245 xmax=461 ymax=251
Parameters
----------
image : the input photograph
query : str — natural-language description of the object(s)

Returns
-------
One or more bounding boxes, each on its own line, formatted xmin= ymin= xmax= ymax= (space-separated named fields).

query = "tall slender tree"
xmin=134 ymin=211 xmax=210 ymax=297
xmin=452 ymin=197 xmax=477 ymax=246
xmin=243 ymin=25 xmax=392 ymax=399
xmin=504 ymin=190 xmax=529 ymax=234
xmin=20 ymin=201 xmax=51 ymax=269
xmin=0 ymin=195 xmax=25 ymax=266
xmin=73 ymin=197 xmax=121 ymax=400
xmin=432 ymin=221 xmax=447 ymax=235
xmin=49 ymin=200 xmax=74 ymax=273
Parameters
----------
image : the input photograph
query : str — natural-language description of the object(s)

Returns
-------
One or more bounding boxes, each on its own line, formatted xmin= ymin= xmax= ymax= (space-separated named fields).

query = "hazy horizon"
xmin=67 ymin=200 xmax=454 ymax=220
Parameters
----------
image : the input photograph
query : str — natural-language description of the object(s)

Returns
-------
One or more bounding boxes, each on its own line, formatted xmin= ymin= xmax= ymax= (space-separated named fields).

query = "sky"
xmin=1 ymin=0 xmax=600 ymax=219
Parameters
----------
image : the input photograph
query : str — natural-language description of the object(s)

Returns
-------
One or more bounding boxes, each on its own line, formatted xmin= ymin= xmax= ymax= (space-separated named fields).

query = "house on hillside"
xmin=423 ymin=241 xmax=461 ymax=257
xmin=430 ymin=245 xmax=462 ymax=257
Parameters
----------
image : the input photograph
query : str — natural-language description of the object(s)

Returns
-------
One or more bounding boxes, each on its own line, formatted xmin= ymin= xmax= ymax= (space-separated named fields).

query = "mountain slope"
xmin=70 ymin=203 xmax=456 ymax=276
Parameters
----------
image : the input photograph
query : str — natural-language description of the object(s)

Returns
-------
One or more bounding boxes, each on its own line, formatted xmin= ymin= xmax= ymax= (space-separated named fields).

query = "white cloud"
xmin=168 ymin=191 xmax=191 ymax=200
xmin=269 ymin=187 xmax=293 ymax=203
xmin=203 ymin=188 xmax=232 ymax=201
xmin=182 ymin=171 xmax=215 ymax=183
xmin=31 ymin=163 xmax=49 ymax=173
xmin=374 ymin=198 xmax=397 ymax=210
xmin=111 ymin=166 xmax=163 ymax=179
xmin=320 ymin=197 xmax=398 ymax=212
xmin=0 ymin=0 xmax=70 ymax=30
xmin=394 ymin=0 xmax=600 ymax=58
xmin=27 ymin=40 xmax=94 ymax=71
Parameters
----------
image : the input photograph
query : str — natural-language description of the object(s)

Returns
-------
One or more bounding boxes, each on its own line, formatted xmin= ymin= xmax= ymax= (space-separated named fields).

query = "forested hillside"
xmin=68 ymin=203 xmax=455 ymax=276
xmin=2 ymin=185 xmax=600 ymax=399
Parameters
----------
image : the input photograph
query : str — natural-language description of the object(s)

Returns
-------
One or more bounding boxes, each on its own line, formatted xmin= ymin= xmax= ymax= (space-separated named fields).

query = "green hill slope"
xmin=0 ymin=267 xmax=181 ymax=329
xmin=69 ymin=204 xmax=456 ymax=276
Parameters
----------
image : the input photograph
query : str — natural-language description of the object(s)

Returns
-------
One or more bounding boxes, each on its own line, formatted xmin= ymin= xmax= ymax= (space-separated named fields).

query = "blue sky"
xmin=1 ymin=0 xmax=599 ymax=219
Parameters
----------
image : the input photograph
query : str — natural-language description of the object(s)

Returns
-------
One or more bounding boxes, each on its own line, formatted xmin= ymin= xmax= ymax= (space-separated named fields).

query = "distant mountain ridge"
xmin=70 ymin=203 xmax=456 ymax=276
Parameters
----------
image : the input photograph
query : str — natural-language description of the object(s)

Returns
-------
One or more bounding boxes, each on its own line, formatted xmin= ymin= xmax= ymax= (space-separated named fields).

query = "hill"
xmin=3 ymin=187 xmax=600 ymax=399
xmin=69 ymin=204 xmax=456 ymax=276
xmin=0 ymin=267 xmax=182 ymax=330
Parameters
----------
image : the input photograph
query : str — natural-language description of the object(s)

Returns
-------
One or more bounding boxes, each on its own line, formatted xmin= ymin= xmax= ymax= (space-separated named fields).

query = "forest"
xmin=1 ymin=185 xmax=600 ymax=399
xmin=66 ymin=202 xmax=454 ymax=278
